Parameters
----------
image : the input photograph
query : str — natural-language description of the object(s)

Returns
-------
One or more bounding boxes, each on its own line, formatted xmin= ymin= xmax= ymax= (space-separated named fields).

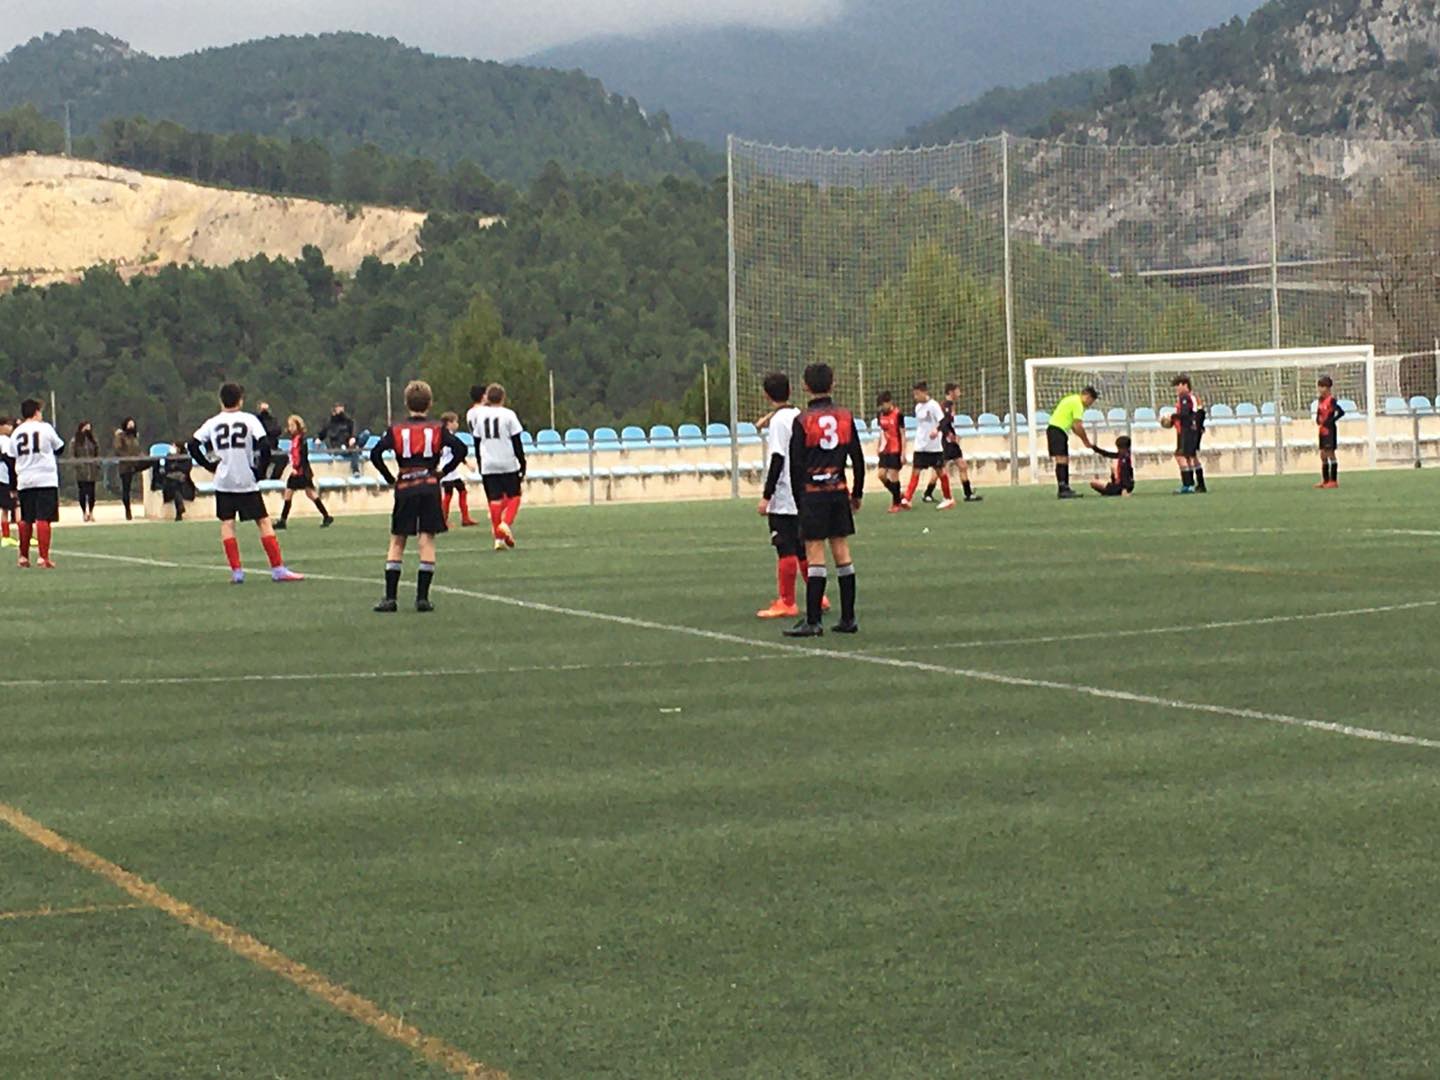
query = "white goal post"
xmin=1024 ymin=345 xmax=1387 ymax=482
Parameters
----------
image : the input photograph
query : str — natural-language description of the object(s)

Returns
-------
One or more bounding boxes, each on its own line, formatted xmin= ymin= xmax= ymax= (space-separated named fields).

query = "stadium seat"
xmin=1384 ymin=396 xmax=1411 ymax=415
xmin=705 ymin=422 xmax=731 ymax=446
xmin=1006 ymin=413 xmax=1028 ymax=432
xmin=854 ymin=417 xmax=868 ymax=434
xmin=591 ymin=427 xmax=620 ymax=452
xmin=1260 ymin=402 xmax=1278 ymax=417
xmin=277 ymin=438 xmax=292 ymax=453
xmin=676 ymin=424 xmax=704 ymax=448
xmin=535 ymin=429 xmax=563 ymax=453
xmin=1033 ymin=409 xmax=1051 ymax=427
xmin=903 ymin=416 xmax=917 ymax=432
xmin=1082 ymin=408 xmax=1104 ymax=424
xmin=317 ymin=477 xmax=347 ymax=492
xmin=1337 ymin=398 xmax=1361 ymax=417
xmin=1410 ymin=395 xmax=1434 ymax=415
xmin=1133 ymin=406 xmax=1159 ymax=427
xmin=1105 ymin=407 xmax=1127 ymax=425
xmin=1235 ymin=402 xmax=1260 ymax=418
xmin=563 ymin=427 xmax=590 ymax=451
xmin=640 ymin=424 xmax=672 ymax=449
xmin=1207 ymin=403 xmax=1235 ymax=424
xmin=147 ymin=441 xmax=170 ymax=457
xmin=736 ymin=421 xmax=761 ymax=446
xmin=457 ymin=432 xmax=475 ymax=448
xmin=977 ymin=412 xmax=1004 ymax=435
xmin=519 ymin=431 xmax=534 ymax=448
xmin=955 ymin=413 xmax=976 ymax=433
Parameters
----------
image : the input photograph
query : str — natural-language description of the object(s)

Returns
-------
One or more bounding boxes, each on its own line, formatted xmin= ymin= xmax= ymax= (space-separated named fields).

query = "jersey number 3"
xmin=817 ymin=415 xmax=840 ymax=450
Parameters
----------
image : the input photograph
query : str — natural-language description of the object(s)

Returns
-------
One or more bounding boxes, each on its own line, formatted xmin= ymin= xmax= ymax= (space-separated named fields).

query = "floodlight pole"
xmin=726 ymin=135 xmax=741 ymax=498
xmin=1001 ymin=131 xmax=1019 ymax=486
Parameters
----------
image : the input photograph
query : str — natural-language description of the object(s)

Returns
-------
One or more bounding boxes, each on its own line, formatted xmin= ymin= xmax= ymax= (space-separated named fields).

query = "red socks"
xmin=36 ymin=522 xmax=51 ymax=561
xmin=18 ymin=521 xmax=32 ymax=559
xmin=488 ymin=500 xmax=504 ymax=535
xmin=502 ymin=495 xmax=521 ymax=525
xmin=1 ymin=517 xmax=9 ymax=540
xmin=223 ymin=537 xmax=242 ymax=571
xmin=457 ymin=488 xmax=473 ymax=524
xmin=261 ymin=535 xmax=284 ymax=569
xmin=939 ymin=473 xmax=952 ymax=499
xmin=903 ymin=472 xmax=920 ymax=501
xmin=777 ymin=555 xmax=799 ymax=606
xmin=442 ymin=490 xmax=453 ymax=519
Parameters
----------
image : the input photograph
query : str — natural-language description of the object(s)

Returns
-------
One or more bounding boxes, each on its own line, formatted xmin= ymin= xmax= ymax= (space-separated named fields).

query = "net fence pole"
xmin=548 ymin=370 xmax=556 ymax=432
xmin=385 ymin=376 xmax=393 ymax=425
xmin=1368 ymin=351 xmax=1379 ymax=469
xmin=1001 ymin=131 xmax=1019 ymax=486
xmin=703 ymin=363 xmax=711 ymax=429
xmin=1433 ymin=339 xmax=1439 ymax=401
xmin=726 ymin=134 xmax=740 ymax=499
xmin=1268 ymin=133 xmax=1281 ymax=351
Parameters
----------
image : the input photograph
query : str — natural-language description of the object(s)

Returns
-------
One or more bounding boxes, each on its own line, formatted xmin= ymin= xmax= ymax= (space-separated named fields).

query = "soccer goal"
xmin=1024 ymin=345 xmax=1394 ymax=481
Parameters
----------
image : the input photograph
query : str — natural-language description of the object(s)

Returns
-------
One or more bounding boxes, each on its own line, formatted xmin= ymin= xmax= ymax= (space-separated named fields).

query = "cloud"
xmin=0 ymin=0 xmax=843 ymax=61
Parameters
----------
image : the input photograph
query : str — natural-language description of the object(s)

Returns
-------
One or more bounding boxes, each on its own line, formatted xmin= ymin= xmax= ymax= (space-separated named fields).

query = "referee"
xmin=1047 ymin=386 xmax=1098 ymax=499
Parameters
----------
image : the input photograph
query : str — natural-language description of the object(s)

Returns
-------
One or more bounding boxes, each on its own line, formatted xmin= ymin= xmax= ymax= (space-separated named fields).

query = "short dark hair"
xmin=1116 ymin=435 xmax=1132 ymax=451
xmin=20 ymin=398 xmax=41 ymax=419
xmin=876 ymin=390 xmax=893 ymax=406
xmin=1317 ymin=375 xmax=1334 ymax=388
xmin=803 ymin=362 xmax=834 ymax=395
xmin=1171 ymin=373 xmax=1192 ymax=387
xmin=762 ymin=372 xmax=790 ymax=403
xmin=470 ymin=384 xmax=487 ymax=404
xmin=944 ymin=382 xmax=959 ymax=394
xmin=219 ymin=382 xmax=244 ymax=408
xmin=1082 ymin=386 xmax=1099 ymax=399
xmin=404 ymin=380 xmax=433 ymax=414
xmin=913 ymin=380 xmax=928 ymax=392
xmin=485 ymin=383 xmax=505 ymax=405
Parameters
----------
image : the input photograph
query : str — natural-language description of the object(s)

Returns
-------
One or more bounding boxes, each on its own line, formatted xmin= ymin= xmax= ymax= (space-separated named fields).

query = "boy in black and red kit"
xmin=1315 ymin=375 xmax=1345 ymax=489
xmin=874 ymin=391 xmax=906 ymax=511
xmin=785 ymin=362 xmax=864 ymax=638
xmin=1171 ymin=373 xmax=1207 ymax=494
xmin=370 ymin=380 xmax=468 ymax=613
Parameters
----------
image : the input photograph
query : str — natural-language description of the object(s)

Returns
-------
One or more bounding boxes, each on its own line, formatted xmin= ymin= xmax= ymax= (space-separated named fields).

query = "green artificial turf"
xmin=4 ymin=472 xmax=1439 ymax=1078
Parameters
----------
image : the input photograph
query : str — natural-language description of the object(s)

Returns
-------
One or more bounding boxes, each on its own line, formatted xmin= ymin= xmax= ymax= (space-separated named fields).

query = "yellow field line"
xmin=0 ymin=901 xmax=143 ymax=921
xmin=0 ymin=800 xmax=506 ymax=1080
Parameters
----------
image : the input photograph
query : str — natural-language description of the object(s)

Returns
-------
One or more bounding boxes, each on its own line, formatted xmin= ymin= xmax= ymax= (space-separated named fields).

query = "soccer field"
xmin=5 ymin=472 xmax=1440 ymax=1078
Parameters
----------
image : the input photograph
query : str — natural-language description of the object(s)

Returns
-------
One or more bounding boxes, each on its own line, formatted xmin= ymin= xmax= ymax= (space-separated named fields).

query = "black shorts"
xmin=912 ymin=451 xmax=944 ymax=471
xmin=878 ymin=452 xmax=902 ymax=471
xmin=0 ymin=485 xmax=14 ymax=511
xmin=391 ymin=488 xmax=447 ymax=536
xmin=1178 ymin=428 xmax=1203 ymax=458
xmin=799 ymin=493 xmax=855 ymax=541
xmin=442 ymin=478 xmax=466 ymax=494
xmin=1318 ymin=429 xmax=1338 ymax=451
xmin=943 ymin=442 xmax=964 ymax=462
xmin=18 ymin=487 xmax=59 ymax=523
xmin=1046 ymin=426 xmax=1070 ymax=458
xmin=285 ymin=473 xmax=315 ymax=492
xmin=481 ymin=472 xmax=522 ymax=501
xmin=1098 ymin=482 xmax=1131 ymax=497
xmin=767 ymin=512 xmax=802 ymax=558
xmin=216 ymin=491 xmax=269 ymax=522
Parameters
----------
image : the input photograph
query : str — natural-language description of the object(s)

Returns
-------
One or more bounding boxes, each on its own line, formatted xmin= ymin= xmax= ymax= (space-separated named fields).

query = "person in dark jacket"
xmin=256 ymin=401 xmax=286 ymax=480
xmin=157 ymin=441 xmax=194 ymax=520
xmin=72 ymin=420 xmax=102 ymax=522
xmin=319 ymin=404 xmax=356 ymax=449
xmin=113 ymin=417 xmax=144 ymax=520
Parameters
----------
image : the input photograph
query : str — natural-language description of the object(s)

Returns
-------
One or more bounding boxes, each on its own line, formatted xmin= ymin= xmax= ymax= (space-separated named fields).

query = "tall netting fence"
xmin=729 ymin=132 xmax=1440 ymax=480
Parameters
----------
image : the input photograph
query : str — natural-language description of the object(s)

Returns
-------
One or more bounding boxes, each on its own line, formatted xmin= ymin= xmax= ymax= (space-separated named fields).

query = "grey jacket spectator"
xmin=319 ymin=404 xmax=356 ymax=448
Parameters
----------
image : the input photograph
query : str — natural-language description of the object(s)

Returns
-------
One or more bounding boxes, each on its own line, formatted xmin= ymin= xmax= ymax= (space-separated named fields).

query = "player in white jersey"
xmin=756 ymin=371 xmax=833 ymax=620
xmin=10 ymin=399 xmax=65 ymax=568
xmin=187 ymin=382 xmax=303 ymax=585
xmin=0 ymin=416 xmax=16 ymax=548
xmin=467 ymin=383 xmax=527 ymax=551
xmin=899 ymin=381 xmax=945 ymax=509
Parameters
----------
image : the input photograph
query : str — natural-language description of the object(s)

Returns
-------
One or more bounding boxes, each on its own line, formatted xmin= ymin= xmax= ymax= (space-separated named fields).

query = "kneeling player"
xmin=785 ymin=362 xmax=863 ymax=638
xmin=11 ymin=399 xmax=64 ymax=568
xmin=1091 ymin=436 xmax=1135 ymax=497
xmin=189 ymin=383 xmax=303 ymax=584
xmin=1315 ymin=375 xmax=1345 ymax=488
xmin=371 ymin=380 xmax=467 ymax=612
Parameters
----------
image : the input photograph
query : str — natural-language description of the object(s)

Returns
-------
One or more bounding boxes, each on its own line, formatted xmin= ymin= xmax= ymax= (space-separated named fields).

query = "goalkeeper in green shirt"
xmin=1046 ymin=387 xmax=1098 ymax=499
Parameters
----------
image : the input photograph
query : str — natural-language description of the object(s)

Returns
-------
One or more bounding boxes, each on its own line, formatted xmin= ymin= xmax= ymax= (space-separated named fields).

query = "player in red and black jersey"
xmin=1171 ymin=374 xmax=1207 ymax=494
xmin=1315 ymin=375 xmax=1345 ymax=489
xmin=937 ymin=382 xmax=981 ymax=507
xmin=369 ymin=380 xmax=468 ymax=613
xmin=874 ymin=391 xmax=906 ymax=510
xmin=1091 ymin=436 xmax=1135 ymax=496
xmin=784 ymin=362 xmax=865 ymax=638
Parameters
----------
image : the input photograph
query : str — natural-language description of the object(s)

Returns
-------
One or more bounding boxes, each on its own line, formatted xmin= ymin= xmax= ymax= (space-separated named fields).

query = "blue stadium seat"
xmin=1384 ymin=396 xmax=1411 ymax=415
xmin=563 ymin=427 xmax=590 ymax=450
xmin=1337 ymin=398 xmax=1360 ymax=416
xmin=519 ymin=430 xmax=534 ymax=448
xmin=903 ymin=416 xmax=917 ymax=432
xmin=1133 ymin=406 xmax=1159 ymax=426
xmin=1033 ymin=409 xmax=1051 ymax=427
xmin=457 ymin=432 xmax=475 ymax=448
xmin=1207 ymin=403 xmax=1234 ymax=424
xmin=1235 ymin=403 xmax=1260 ymax=418
xmin=676 ymin=423 xmax=704 ymax=448
xmin=147 ymin=442 xmax=171 ymax=457
xmin=1082 ymin=408 xmax=1104 ymax=424
xmin=977 ymin=412 xmax=1003 ymax=434
xmin=277 ymin=438 xmax=292 ymax=453
xmin=954 ymin=413 xmax=976 ymax=432
xmin=1005 ymin=413 xmax=1028 ymax=433
xmin=736 ymin=421 xmax=761 ymax=446
xmin=853 ymin=417 xmax=869 ymax=435
xmin=1106 ymin=407 xmax=1126 ymax=424
xmin=1410 ymin=395 xmax=1434 ymax=415
xmin=705 ymin=422 xmax=731 ymax=445
xmin=535 ymin=429 xmax=563 ymax=453
xmin=1260 ymin=402 xmax=1278 ymax=417
xmin=595 ymin=427 xmax=623 ymax=450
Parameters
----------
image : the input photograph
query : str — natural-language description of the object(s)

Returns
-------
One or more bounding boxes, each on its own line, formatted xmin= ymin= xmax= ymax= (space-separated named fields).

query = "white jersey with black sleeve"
xmin=192 ymin=411 xmax=267 ymax=493
xmin=0 ymin=433 xmax=12 ymax=487
xmin=468 ymin=404 xmax=524 ymax=475
xmin=914 ymin=399 xmax=944 ymax=453
xmin=11 ymin=420 xmax=65 ymax=491
xmin=763 ymin=405 xmax=800 ymax=516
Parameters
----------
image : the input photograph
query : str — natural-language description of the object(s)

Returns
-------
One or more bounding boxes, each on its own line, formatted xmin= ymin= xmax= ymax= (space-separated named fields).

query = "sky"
xmin=0 ymin=0 xmax=842 ymax=60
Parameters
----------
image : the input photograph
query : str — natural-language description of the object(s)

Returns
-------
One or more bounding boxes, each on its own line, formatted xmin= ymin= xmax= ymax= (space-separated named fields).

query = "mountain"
xmin=908 ymin=0 xmax=1440 ymax=145
xmin=0 ymin=29 xmax=721 ymax=184
xmin=899 ymin=71 xmax=1106 ymax=147
xmin=523 ymin=0 xmax=1267 ymax=149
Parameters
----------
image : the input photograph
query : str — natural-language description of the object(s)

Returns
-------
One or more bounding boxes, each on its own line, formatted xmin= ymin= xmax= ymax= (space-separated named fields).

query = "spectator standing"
xmin=256 ymin=401 xmax=286 ymax=480
xmin=113 ymin=417 xmax=144 ymax=520
xmin=72 ymin=420 xmax=101 ymax=522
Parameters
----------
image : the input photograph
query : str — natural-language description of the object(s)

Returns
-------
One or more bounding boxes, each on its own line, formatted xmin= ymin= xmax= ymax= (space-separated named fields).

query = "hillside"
xmin=525 ymin=0 xmax=1265 ymax=149
xmin=0 ymin=29 xmax=720 ymax=184
xmin=907 ymin=0 xmax=1440 ymax=145
xmin=0 ymin=154 xmax=428 ymax=289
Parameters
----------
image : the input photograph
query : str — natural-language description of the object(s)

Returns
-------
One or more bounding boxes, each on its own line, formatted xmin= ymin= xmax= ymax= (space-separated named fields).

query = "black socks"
xmin=806 ymin=565 xmax=827 ymax=624
xmin=384 ymin=560 xmax=401 ymax=600
xmin=417 ymin=562 xmax=435 ymax=602
xmin=280 ymin=501 xmax=292 ymax=523
xmin=1180 ymin=468 xmax=1195 ymax=488
xmin=1193 ymin=467 xmax=1206 ymax=492
xmin=1056 ymin=463 xmax=1070 ymax=490
xmin=836 ymin=563 xmax=856 ymax=622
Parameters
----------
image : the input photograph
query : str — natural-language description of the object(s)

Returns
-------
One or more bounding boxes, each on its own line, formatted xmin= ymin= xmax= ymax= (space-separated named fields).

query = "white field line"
xmin=52 ymin=548 xmax=1440 ymax=750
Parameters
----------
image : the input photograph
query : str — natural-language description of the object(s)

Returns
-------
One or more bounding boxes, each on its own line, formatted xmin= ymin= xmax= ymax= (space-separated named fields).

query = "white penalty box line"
xmin=51 ymin=548 xmax=1440 ymax=752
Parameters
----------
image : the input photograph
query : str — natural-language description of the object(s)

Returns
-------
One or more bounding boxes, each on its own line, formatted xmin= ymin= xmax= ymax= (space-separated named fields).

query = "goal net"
xmin=1025 ymin=345 xmax=1394 ymax=479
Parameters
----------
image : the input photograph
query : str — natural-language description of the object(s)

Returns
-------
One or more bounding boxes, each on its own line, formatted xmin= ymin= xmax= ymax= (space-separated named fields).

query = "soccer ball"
xmin=1160 ymin=413 xmax=1174 ymax=430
